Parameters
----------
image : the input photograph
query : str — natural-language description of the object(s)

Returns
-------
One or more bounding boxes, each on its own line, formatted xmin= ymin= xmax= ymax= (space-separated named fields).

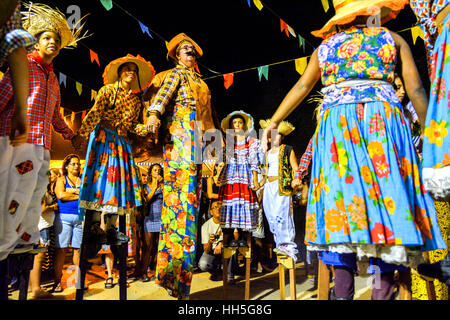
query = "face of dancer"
xmin=231 ymin=117 xmax=245 ymax=133
xmin=151 ymin=164 xmax=162 ymax=181
xmin=119 ymin=63 xmax=138 ymax=86
xmin=177 ymin=41 xmax=197 ymax=68
xmin=394 ymin=77 xmax=405 ymax=102
xmin=66 ymin=157 xmax=81 ymax=177
xmin=35 ymin=31 xmax=61 ymax=61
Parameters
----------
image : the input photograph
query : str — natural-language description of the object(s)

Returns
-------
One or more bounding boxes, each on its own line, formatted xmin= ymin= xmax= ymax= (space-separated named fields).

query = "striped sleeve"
xmin=147 ymin=69 xmax=180 ymax=114
xmin=294 ymin=137 xmax=313 ymax=180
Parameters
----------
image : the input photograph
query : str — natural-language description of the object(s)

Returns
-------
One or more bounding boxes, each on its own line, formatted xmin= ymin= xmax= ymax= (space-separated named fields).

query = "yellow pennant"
xmin=91 ymin=89 xmax=97 ymax=101
xmin=71 ymin=112 xmax=75 ymax=124
xmin=0 ymin=71 xmax=3 ymax=79
xmin=411 ymin=26 xmax=424 ymax=45
xmin=165 ymin=41 xmax=169 ymax=49
xmin=295 ymin=57 xmax=308 ymax=75
xmin=321 ymin=0 xmax=329 ymax=12
xmin=76 ymin=82 xmax=83 ymax=95
xmin=253 ymin=0 xmax=263 ymax=10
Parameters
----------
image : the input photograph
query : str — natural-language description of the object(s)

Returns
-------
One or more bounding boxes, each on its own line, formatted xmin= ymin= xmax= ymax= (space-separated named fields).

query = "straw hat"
xmin=221 ymin=110 xmax=254 ymax=132
xmin=102 ymin=54 xmax=156 ymax=93
xmin=311 ymin=0 xmax=409 ymax=39
xmin=21 ymin=2 xmax=89 ymax=49
xmin=259 ymin=119 xmax=295 ymax=136
xmin=166 ymin=33 xmax=203 ymax=61
xmin=0 ymin=0 xmax=19 ymax=30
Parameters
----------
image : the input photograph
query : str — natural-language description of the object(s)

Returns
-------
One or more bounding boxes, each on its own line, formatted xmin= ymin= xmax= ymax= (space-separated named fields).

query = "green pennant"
xmin=100 ymin=0 xmax=113 ymax=11
xmin=257 ymin=65 xmax=269 ymax=81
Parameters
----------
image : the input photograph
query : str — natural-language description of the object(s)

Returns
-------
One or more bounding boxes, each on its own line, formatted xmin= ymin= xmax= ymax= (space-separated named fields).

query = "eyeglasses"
xmin=68 ymin=163 xmax=80 ymax=166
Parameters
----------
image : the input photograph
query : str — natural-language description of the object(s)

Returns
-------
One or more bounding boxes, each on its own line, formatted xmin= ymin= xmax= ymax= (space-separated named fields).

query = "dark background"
xmin=24 ymin=0 xmax=428 ymax=160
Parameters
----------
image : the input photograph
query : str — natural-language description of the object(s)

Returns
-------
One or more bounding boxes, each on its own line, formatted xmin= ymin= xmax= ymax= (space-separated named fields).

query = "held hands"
xmin=145 ymin=114 xmax=161 ymax=134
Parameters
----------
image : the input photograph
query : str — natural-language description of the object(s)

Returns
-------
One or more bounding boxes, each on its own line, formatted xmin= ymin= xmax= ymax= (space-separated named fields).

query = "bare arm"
xmin=290 ymin=149 xmax=299 ymax=174
xmin=55 ymin=177 xmax=79 ymax=201
xmin=391 ymin=31 xmax=429 ymax=129
xmin=206 ymin=177 xmax=218 ymax=199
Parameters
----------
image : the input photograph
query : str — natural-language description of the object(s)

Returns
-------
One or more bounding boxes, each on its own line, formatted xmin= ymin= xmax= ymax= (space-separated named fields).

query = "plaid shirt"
xmin=0 ymin=3 xmax=36 ymax=67
xmin=147 ymin=65 xmax=197 ymax=113
xmin=294 ymin=137 xmax=313 ymax=180
xmin=78 ymin=83 xmax=148 ymax=139
xmin=410 ymin=0 xmax=450 ymax=74
xmin=0 ymin=54 xmax=75 ymax=149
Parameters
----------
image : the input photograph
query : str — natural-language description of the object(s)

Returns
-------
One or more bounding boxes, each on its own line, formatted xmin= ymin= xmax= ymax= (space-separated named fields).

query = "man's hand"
xmin=292 ymin=178 xmax=303 ymax=192
xmin=9 ymin=109 xmax=29 ymax=147
xmin=145 ymin=114 xmax=161 ymax=134
xmin=214 ymin=241 xmax=223 ymax=255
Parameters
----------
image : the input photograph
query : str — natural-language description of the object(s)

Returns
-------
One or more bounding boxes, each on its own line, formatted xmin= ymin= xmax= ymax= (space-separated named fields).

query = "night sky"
xmin=20 ymin=0 xmax=427 ymax=160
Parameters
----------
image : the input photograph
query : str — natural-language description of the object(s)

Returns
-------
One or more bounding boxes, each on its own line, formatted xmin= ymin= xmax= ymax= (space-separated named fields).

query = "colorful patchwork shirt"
xmin=410 ymin=0 xmax=450 ymax=74
xmin=78 ymin=83 xmax=148 ymax=139
xmin=0 ymin=54 xmax=75 ymax=149
xmin=0 ymin=3 xmax=36 ymax=67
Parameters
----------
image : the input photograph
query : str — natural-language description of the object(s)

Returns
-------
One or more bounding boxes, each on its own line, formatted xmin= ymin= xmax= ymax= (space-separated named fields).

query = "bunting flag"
xmin=91 ymin=89 xmax=97 ymax=101
xmin=411 ymin=26 xmax=424 ymax=45
xmin=89 ymin=49 xmax=100 ymax=66
xmin=0 ymin=71 xmax=3 ymax=79
xmin=257 ymin=65 xmax=269 ymax=81
xmin=59 ymin=72 xmax=67 ymax=87
xmin=253 ymin=0 xmax=263 ymax=10
xmin=165 ymin=41 xmax=169 ymax=49
xmin=247 ymin=0 xmax=251 ymax=7
xmin=223 ymin=73 xmax=234 ymax=89
xmin=82 ymin=110 xmax=87 ymax=121
xmin=71 ymin=112 xmax=76 ymax=124
xmin=287 ymin=25 xmax=296 ymax=38
xmin=295 ymin=57 xmax=308 ymax=75
xmin=194 ymin=63 xmax=201 ymax=74
xmin=138 ymin=21 xmax=153 ymax=39
xmin=76 ymin=82 xmax=83 ymax=95
xmin=298 ymin=35 xmax=306 ymax=53
xmin=100 ymin=0 xmax=113 ymax=11
xmin=321 ymin=0 xmax=329 ymax=12
xmin=280 ymin=19 xmax=289 ymax=37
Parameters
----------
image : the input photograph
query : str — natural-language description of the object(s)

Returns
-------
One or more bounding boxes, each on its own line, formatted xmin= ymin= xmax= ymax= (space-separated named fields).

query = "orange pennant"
xmin=280 ymin=19 xmax=289 ymax=37
xmin=223 ymin=73 xmax=234 ymax=89
xmin=81 ymin=110 xmax=87 ymax=121
xmin=90 ymin=49 xmax=100 ymax=66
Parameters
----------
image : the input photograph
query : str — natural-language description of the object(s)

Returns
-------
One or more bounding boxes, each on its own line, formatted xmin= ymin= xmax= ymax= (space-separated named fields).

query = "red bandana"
xmin=29 ymin=51 xmax=54 ymax=73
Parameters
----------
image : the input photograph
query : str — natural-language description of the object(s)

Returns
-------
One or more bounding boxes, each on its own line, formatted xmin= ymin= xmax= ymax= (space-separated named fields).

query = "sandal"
xmin=105 ymin=277 xmax=114 ymax=289
xmin=52 ymin=282 xmax=63 ymax=293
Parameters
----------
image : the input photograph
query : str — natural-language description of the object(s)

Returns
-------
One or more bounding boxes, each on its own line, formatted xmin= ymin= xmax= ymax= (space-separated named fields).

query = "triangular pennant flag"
xmin=138 ymin=21 xmax=153 ymax=39
xmin=280 ymin=19 xmax=289 ymax=37
xmin=288 ymin=25 xmax=297 ymax=38
xmin=194 ymin=63 xmax=200 ymax=74
xmin=89 ymin=49 xmax=100 ymax=66
xmin=411 ymin=26 xmax=424 ymax=45
xmin=247 ymin=0 xmax=251 ymax=7
xmin=82 ymin=110 xmax=87 ymax=121
xmin=295 ymin=57 xmax=308 ymax=75
xmin=91 ymin=89 xmax=97 ymax=101
xmin=71 ymin=112 xmax=75 ymax=124
xmin=59 ymin=72 xmax=66 ymax=87
xmin=223 ymin=73 xmax=234 ymax=89
xmin=253 ymin=0 xmax=263 ymax=10
xmin=257 ymin=65 xmax=269 ymax=81
xmin=0 ymin=71 xmax=3 ymax=79
xmin=298 ymin=35 xmax=306 ymax=53
xmin=76 ymin=82 xmax=82 ymax=95
xmin=100 ymin=0 xmax=113 ymax=11
xmin=165 ymin=41 xmax=169 ymax=49
xmin=321 ymin=0 xmax=329 ymax=12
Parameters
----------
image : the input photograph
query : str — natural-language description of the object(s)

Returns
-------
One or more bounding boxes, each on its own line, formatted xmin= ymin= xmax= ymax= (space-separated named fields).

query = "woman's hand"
xmin=292 ymin=178 xmax=303 ymax=192
xmin=145 ymin=115 xmax=161 ymax=134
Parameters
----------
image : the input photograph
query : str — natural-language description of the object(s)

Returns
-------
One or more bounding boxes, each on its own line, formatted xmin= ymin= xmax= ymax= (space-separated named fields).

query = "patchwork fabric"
xmin=20 ymin=232 xmax=31 ymax=242
xmin=9 ymin=200 xmax=19 ymax=215
xmin=15 ymin=160 xmax=33 ymax=175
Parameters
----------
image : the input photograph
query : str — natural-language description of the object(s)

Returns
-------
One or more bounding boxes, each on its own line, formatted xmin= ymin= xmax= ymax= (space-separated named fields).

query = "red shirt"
xmin=0 ymin=52 xmax=75 ymax=149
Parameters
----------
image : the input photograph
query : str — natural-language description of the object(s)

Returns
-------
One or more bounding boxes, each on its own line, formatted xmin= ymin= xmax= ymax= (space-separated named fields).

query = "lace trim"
xmin=79 ymin=200 xmax=136 ymax=215
xmin=306 ymin=243 xmax=426 ymax=268
xmin=422 ymin=166 xmax=450 ymax=200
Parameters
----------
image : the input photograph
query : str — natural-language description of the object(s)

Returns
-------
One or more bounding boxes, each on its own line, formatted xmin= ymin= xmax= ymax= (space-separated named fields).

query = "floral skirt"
xmin=78 ymin=124 xmax=143 ymax=219
xmin=155 ymin=105 xmax=201 ymax=299
xmin=305 ymin=101 xmax=447 ymax=267
xmin=422 ymin=14 xmax=450 ymax=200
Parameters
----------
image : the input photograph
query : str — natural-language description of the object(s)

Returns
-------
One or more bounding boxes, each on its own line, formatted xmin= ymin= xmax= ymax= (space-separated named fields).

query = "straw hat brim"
xmin=311 ymin=0 xmax=409 ymax=39
xmin=166 ymin=33 xmax=203 ymax=61
xmin=221 ymin=110 xmax=254 ymax=132
xmin=259 ymin=119 xmax=295 ymax=136
xmin=102 ymin=54 xmax=156 ymax=93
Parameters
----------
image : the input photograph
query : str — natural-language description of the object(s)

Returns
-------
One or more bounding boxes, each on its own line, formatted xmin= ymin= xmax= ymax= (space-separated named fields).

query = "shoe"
xmin=10 ymin=244 xmax=34 ymax=255
xmin=237 ymin=239 xmax=248 ymax=248
xmin=225 ymin=239 xmax=238 ymax=247
xmin=106 ymin=229 xmax=130 ymax=245
xmin=417 ymin=255 xmax=450 ymax=286
xmin=209 ymin=273 xmax=222 ymax=281
xmin=30 ymin=289 xmax=53 ymax=300
xmin=105 ymin=277 xmax=114 ymax=289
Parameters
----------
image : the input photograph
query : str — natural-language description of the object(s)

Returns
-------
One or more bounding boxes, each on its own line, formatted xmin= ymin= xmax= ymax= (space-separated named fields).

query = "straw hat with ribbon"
xmin=311 ymin=0 xmax=409 ymax=39
xmin=259 ymin=119 xmax=295 ymax=136
xmin=221 ymin=110 xmax=254 ymax=133
xmin=166 ymin=33 xmax=203 ymax=61
xmin=21 ymin=2 xmax=89 ymax=49
xmin=102 ymin=54 xmax=156 ymax=93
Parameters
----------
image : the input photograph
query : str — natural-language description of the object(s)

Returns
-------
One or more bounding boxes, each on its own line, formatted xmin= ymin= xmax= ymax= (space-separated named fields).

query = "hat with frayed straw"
xmin=21 ymin=2 xmax=89 ymax=49
xmin=102 ymin=54 xmax=156 ymax=93
xmin=166 ymin=33 xmax=203 ymax=61
xmin=221 ymin=110 xmax=254 ymax=133
xmin=311 ymin=0 xmax=409 ymax=39
xmin=259 ymin=119 xmax=295 ymax=136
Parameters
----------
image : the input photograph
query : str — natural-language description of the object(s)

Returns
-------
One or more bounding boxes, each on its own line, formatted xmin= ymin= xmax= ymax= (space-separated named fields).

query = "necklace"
xmin=66 ymin=175 xmax=80 ymax=188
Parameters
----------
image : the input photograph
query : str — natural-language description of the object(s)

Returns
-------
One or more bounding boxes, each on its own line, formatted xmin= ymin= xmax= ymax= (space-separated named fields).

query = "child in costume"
xmin=259 ymin=119 xmax=299 ymax=261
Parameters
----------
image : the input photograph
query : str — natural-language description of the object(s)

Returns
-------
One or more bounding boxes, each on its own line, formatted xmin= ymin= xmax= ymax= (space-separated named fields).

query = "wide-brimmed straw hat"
xmin=166 ymin=33 xmax=203 ymax=61
xmin=259 ymin=119 xmax=295 ymax=136
xmin=311 ymin=0 xmax=409 ymax=39
xmin=21 ymin=2 xmax=89 ymax=49
xmin=102 ymin=54 xmax=156 ymax=93
xmin=221 ymin=110 xmax=254 ymax=132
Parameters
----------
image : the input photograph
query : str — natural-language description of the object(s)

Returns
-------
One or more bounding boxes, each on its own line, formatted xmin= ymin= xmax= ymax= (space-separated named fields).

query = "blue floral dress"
xmin=305 ymin=27 xmax=446 ymax=267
